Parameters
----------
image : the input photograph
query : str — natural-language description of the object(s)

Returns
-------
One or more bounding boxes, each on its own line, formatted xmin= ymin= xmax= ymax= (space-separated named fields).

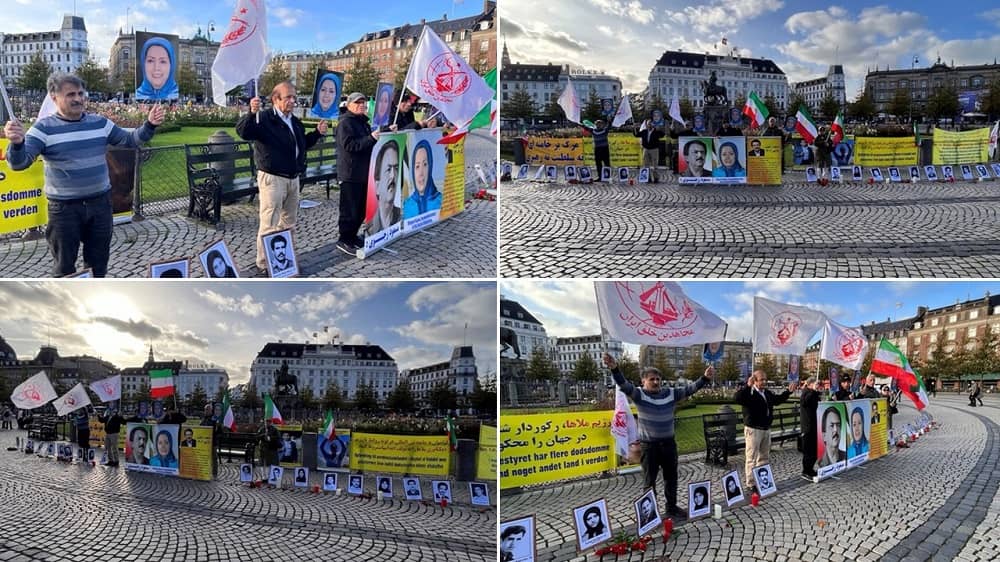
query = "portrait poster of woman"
xmin=198 ymin=239 xmax=240 ymax=278
xmin=148 ymin=424 xmax=180 ymax=475
xmin=688 ymin=481 xmax=712 ymax=519
xmin=402 ymin=131 xmax=446 ymax=224
xmin=134 ymin=32 xmax=180 ymax=101
xmin=309 ymin=70 xmax=343 ymax=119
xmin=571 ymin=498 xmax=612 ymax=551
xmin=372 ymin=82 xmax=394 ymax=129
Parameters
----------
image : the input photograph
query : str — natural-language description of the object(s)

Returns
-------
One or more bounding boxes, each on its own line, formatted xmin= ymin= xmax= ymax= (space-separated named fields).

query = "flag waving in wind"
xmin=753 ymin=296 xmax=826 ymax=355
xmin=595 ymin=281 xmax=727 ymax=345
xmin=322 ymin=409 xmax=336 ymax=441
xmin=795 ymin=105 xmax=818 ymax=144
xmin=742 ymin=91 xmax=768 ymax=128
xmin=612 ymin=96 xmax=633 ymax=127
xmin=54 ymin=383 xmax=92 ymax=416
xmin=831 ymin=110 xmax=845 ymax=145
xmin=222 ymin=390 xmax=237 ymax=431
xmin=264 ymin=394 xmax=284 ymax=424
xmin=668 ymin=96 xmax=685 ymax=126
xmin=870 ymin=338 xmax=929 ymax=410
xmin=10 ymin=371 xmax=58 ymax=410
xmin=611 ymin=388 xmax=638 ymax=459
xmin=211 ymin=0 xmax=269 ymax=107
xmin=437 ymin=66 xmax=496 ymax=144
xmin=558 ymin=79 xmax=581 ymax=124
xmin=89 ymin=374 xmax=121 ymax=403
xmin=404 ymin=26 xmax=494 ymax=128
xmin=819 ymin=318 xmax=868 ymax=370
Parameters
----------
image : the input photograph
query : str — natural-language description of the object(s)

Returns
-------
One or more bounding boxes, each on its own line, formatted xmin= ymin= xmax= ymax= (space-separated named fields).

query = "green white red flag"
xmin=222 ymin=390 xmax=236 ymax=431
xmin=149 ymin=368 xmax=175 ymax=399
xmin=742 ymin=91 xmax=769 ymax=128
xmin=795 ymin=105 xmax=818 ymax=144
xmin=263 ymin=394 xmax=284 ymax=424
xmin=870 ymin=338 xmax=929 ymax=410
xmin=445 ymin=415 xmax=458 ymax=451
xmin=831 ymin=110 xmax=845 ymax=145
xmin=322 ymin=409 xmax=336 ymax=441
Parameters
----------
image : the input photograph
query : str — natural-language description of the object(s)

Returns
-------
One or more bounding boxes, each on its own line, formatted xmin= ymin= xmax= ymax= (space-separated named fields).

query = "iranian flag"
xmin=437 ymin=66 xmax=496 ymax=145
xmin=831 ymin=110 xmax=845 ymax=145
xmin=742 ymin=91 xmax=769 ymax=128
xmin=445 ymin=415 xmax=458 ymax=451
xmin=321 ymin=409 xmax=336 ymax=441
xmin=263 ymin=394 xmax=284 ymax=424
xmin=795 ymin=105 xmax=818 ymax=144
xmin=148 ymin=368 xmax=175 ymax=399
xmin=221 ymin=390 xmax=236 ymax=432
xmin=870 ymin=338 xmax=929 ymax=410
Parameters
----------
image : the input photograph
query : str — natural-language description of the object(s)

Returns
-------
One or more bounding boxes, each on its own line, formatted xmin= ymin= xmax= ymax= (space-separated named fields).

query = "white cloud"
xmin=272 ymin=7 xmax=305 ymax=28
xmin=665 ymin=0 xmax=784 ymax=35
xmin=141 ymin=0 xmax=167 ymax=10
xmin=587 ymin=0 xmax=655 ymax=25
xmin=984 ymin=8 xmax=1000 ymax=26
xmin=197 ymin=290 xmax=265 ymax=317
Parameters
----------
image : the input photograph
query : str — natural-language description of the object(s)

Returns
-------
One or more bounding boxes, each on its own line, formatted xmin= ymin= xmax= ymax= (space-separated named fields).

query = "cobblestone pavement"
xmin=0 ymin=437 xmax=496 ymax=561
xmin=499 ymin=176 xmax=1000 ymax=277
xmin=0 ymin=131 xmax=497 ymax=279
xmin=499 ymin=394 xmax=999 ymax=562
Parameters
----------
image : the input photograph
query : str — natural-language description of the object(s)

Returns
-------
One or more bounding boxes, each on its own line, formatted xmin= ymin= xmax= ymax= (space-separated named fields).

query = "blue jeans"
xmin=45 ymin=191 xmax=113 ymax=277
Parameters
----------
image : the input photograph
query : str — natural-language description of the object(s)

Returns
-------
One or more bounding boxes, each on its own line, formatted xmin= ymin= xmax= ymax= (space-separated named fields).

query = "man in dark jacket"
xmin=98 ymin=407 xmax=126 ymax=466
xmin=237 ymin=81 xmax=327 ymax=270
xmin=760 ymin=116 xmax=789 ymax=172
xmin=335 ymin=92 xmax=380 ymax=255
xmin=634 ymin=119 xmax=665 ymax=183
xmin=391 ymin=94 xmax=435 ymax=131
xmin=833 ymin=376 xmax=852 ymax=400
xmin=733 ymin=370 xmax=796 ymax=492
xmin=814 ymin=126 xmax=834 ymax=179
xmin=669 ymin=120 xmax=696 ymax=173
xmin=585 ymin=120 xmax=611 ymax=178
xmin=798 ymin=376 xmax=820 ymax=479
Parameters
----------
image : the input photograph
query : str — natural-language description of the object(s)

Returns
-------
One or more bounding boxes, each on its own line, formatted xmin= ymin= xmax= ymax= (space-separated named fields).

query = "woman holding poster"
xmin=135 ymin=36 xmax=179 ymax=101
xmin=403 ymin=139 xmax=442 ymax=217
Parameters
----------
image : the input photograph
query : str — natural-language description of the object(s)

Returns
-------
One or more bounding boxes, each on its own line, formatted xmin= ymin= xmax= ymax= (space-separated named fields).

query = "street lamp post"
xmin=910 ymin=55 xmax=918 ymax=124
xmin=206 ymin=21 xmax=216 ymax=42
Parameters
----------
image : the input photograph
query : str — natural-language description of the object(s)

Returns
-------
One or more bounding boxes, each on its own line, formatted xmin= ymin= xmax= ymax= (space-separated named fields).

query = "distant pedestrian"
xmin=853 ymin=374 xmax=879 ymax=399
xmin=1 ymin=406 xmax=12 ymax=430
xmin=257 ymin=418 xmax=280 ymax=466
xmin=798 ymin=376 xmax=820 ymax=479
xmin=584 ymin=120 xmax=611 ymax=178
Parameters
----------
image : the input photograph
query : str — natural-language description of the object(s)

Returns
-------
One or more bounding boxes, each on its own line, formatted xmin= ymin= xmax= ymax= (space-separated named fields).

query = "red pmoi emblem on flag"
xmin=836 ymin=330 xmax=866 ymax=362
xmin=64 ymin=395 xmax=76 ymax=407
xmin=420 ymin=54 xmax=471 ymax=102
xmin=770 ymin=312 xmax=801 ymax=347
xmin=615 ymin=281 xmax=698 ymax=336
xmin=102 ymin=383 xmax=114 ymax=396
xmin=220 ymin=1 xmax=259 ymax=48
xmin=613 ymin=410 xmax=628 ymax=429
xmin=19 ymin=384 xmax=41 ymax=403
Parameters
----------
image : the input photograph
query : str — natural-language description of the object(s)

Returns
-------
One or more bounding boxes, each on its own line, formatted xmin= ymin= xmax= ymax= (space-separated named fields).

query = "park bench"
xmin=300 ymin=134 xmax=338 ymax=198
xmin=185 ymin=141 xmax=258 ymax=224
xmin=702 ymin=406 xmax=799 ymax=466
xmin=27 ymin=414 xmax=58 ymax=442
xmin=216 ymin=431 xmax=258 ymax=464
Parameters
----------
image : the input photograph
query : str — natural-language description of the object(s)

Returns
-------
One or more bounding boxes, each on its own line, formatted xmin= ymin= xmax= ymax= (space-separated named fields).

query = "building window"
xmin=931 ymin=318 xmax=939 ymax=326
xmin=967 ymin=326 xmax=977 ymax=338
xmin=969 ymin=309 xmax=979 ymax=319
xmin=947 ymin=330 xmax=956 ymax=341
xmin=948 ymin=314 xmax=958 ymax=323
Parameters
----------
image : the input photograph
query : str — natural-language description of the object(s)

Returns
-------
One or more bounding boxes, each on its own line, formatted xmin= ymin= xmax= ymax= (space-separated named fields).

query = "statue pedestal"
xmin=273 ymin=394 xmax=299 ymax=421
xmin=702 ymin=105 xmax=729 ymax=135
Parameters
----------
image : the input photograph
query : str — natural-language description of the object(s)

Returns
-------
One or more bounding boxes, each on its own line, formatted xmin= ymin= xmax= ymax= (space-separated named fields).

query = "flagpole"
xmin=393 ymin=27 xmax=426 ymax=127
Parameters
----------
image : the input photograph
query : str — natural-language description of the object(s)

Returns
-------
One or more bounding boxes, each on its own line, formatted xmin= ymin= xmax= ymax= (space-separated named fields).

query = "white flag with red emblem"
xmin=404 ymin=26 xmax=494 ymax=128
xmin=211 ymin=0 xmax=269 ymax=107
xmin=595 ymin=281 xmax=727 ymax=346
xmin=753 ymin=297 xmax=827 ymax=356
xmin=89 ymin=374 xmax=121 ymax=403
xmin=54 ymin=383 xmax=92 ymax=416
xmin=611 ymin=388 xmax=638 ymax=458
xmin=819 ymin=318 xmax=869 ymax=370
xmin=9 ymin=371 xmax=58 ymax=410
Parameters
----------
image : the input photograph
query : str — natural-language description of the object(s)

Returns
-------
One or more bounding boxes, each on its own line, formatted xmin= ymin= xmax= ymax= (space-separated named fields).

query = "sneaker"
xmin=336 ymin=240 xmax=357 ymax=256
xmin=800 ymin=473 xmax=814 ymax=481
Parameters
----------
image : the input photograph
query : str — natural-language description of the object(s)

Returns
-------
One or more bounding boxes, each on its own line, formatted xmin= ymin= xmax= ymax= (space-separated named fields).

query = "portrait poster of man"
xmin=124 ymin=423 xmax=152 ymax=469
xmin=404 ymin=477 xmax=422 ymax=500
xmin=309 ymin=70 xmax=342 ymax=119
xmin=753 ymin=465 xmax=777 ymax=497
xmin=830 ymin=166 xmax=841 ymax=181
xmin=572 ymin=498 xmax=612 ymax=551
xmin=500 ymin=515 xmax=536 ymax=562
xmin=564 ymin=165 xmax=577 ymax=181
xmin=976 ymin=164 xmax=991 ymax=179
xmin=316 ymin=430 xmax=351 ymax=469
xmin=688 ymin=481 xmax=712 ymax=519
xmin=851 ymin=165 xmax=863 ymax=181
xmin=991 ymin=163 xmax=1000 ymax=178
xmin=578 ymin=166 xmax=592 ymax=183
xmin=846 ymin=400 xmax=871 ymax=467
xmin=942 ymin=165 xmax=954 ymax=180
xmin=469 ymin=482 xmax=490 ymax=506
xmin=678 ymin=138 xmax=714 ymax=183
xmin=888 ymin=167 xmax=902 ymax=182
xmin=198 ymin=239 xmax=240 ymax=278
xmin=638 ymin=168 xmax=650 ymax=183
xmin=516 ymin=164 xmax=529 ymax=180
xmin=322 ymin=472 xmax=338 ymax=492
xmin=633 ymin=488 xmax=661 ymax=535
xmin=276 ymin=424 xmax=303 ymax=467
xmin=347 ymin=474 xmax=364 ymax=495
xmin=961 ymin=164 xmax=974 ymax=180
xmin=816 ymin=402 xmax=848 ymax=478
xmin=268 ymin=465 xmax=284 ymax=486
xmin=148 ymin=258 xmax=189 ymax=278
xmin=240 ymin=463 xmax=253 ymax=482
xmin=722 ymin=471 xmax=744 ymax=506
xmin=363 ymin=133 xmax=406 ymax=256
xmin=262 ymin=229 xmax=297 ymax=278
xmin=432 ymin=480 xmax=453 ymax=503
xmin=870 ymin=168 xmax=884 ymax=182
xmin=134 ymin=32 xmax=180 ymax=101
xmin=501 ymin=162 xmax=513 ymax=179
xmin=371 ymin=82 xmax=394 ymax=129
xmin=402 ymin=130 xmax=446 ymax=227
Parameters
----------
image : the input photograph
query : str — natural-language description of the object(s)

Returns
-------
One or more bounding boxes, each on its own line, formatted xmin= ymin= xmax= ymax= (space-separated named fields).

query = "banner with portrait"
xmin=124 ymin=423 xmax=180 ymax=476
xmin=816 ymin=402 xmax=847 ymax=478
xmin=712 ymin=136 xmax=747 ymax=184
xmin=932 ymin=127 xmax=990 ymax=165
xmin=815 ymin=399 xmax=889 ymax=479
xmin=746 ymin=136 xmax=781 ymax=185
xmin=0 ymin=138 xmax=47 ymax=235
xmin=349 ymin=433 xmax=450 ymax=476
xmin=177 ymin=425 xmax=213 ymax=481
xmin=361 ymin=132 xmax=406 ymax=256
xmin=134 ymin=32 xmax=180 ymax=101
xmin=524 ymin=137 xmax=584 ymax=166
xmin=477 ymin=424 xmax=497 ymax=481
xmin=316 ymin=429 xmax=352 ymax=470
xmin=371 ymin=82 xmax=394 ymax=129
xmin=854 ymin=137 xmax=919 ymax=167
xmin=401 ymin=128 xmax=448 ymax=231
xmin=499 ymin=411 xmax=615 ymax=490
xmin=276 ymin=424 xmax=303 ymax=467
xmin=308 ymin=70 xmax=342 ymax=120
xmin=831 ymin=137 xmax=855 ymax=166
xmin=868 ymin=398 xmax=889 ymax=460
xmin=677 ymin=137 xmax=715 ymax=183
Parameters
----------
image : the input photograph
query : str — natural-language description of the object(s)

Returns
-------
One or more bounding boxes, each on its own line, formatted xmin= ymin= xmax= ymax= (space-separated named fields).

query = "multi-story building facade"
xmin=864 ymin=57 xmax=1000 ymax=116
xmin=176 ymin=365 xmax=229 ymax=401
xmin=792 ymin=65 xmax=846 ymax=113
xmin=907 ymin=293 xmax=1000 ymax=364
xmin=108 ymin=27 xmax=219 ymax=100
xmin=400 ymin=346 xmax=477 ymax=404
xmin=248 ymin=342 xmax=398 ymax=402
xmin=0 ymin=338 xmax=117 ymax=391
xmin=0 ymin=15 xmax=88 ymax=80
xmin=647 ymin=50 xmax=789 ymax=112
xmin=558 ymin=66 xmax=622 ymax=107
xmin=498 ymin=61 xmax=561 ymax=109
xmin=550 ymin=335 xmax=624 ymax=377
xmin=499 ymin=298 xmax=549 ymax=357
xmin=638 ymin=341 xmax=753 ymax=376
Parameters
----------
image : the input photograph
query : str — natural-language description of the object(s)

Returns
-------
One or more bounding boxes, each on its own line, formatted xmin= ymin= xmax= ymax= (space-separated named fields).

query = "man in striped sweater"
xmin=604 ymin=353 xmax=714 ymax=519
xmin=3 ymin=72 xmax=164 ymax=277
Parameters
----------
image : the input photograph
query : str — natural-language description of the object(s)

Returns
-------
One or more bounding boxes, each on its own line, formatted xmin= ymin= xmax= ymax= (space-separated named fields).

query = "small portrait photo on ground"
xmin=404 ymin=477 xmax=422 ymax=500
xmin=377 ymin=476 xmax=393 ymax=498
xmin=432 ymin=480 xmax=452 ymax=503
xmin=348 ymin=474 xmax=364 ymax=495
xmin=262 ymin=229 xmax=298 ymax=278
xmin=753 ymin=464 xmax=777 ymax=497
xmin=564 ymin=165 xmax=577 ymax=181
xmin=149 ymin=258 xmax=189 ymax=278
xmin=830 ymin=166 xmax=841 ymax=181
xmin=578 ymin=166 xmax=592 ymax=183
xmin=517 ymin=164 xmax=529 ymax=180
xmin=500 ymin=515 xmax=536 ymax=562
xmin=198 ymin=239 xmax=240 ymax=278
xmin=469 ymin=482 xmax=490 ymax=506
xmin=722 ymin=470 xmax=745 ymax=506
xmin=240 ymin=463 xmax=253 ymax=482
xmin=572 ymin=498 xmax=612 ymax=551
xmin=601 ymin=166 xmax=612 ymax=182
xmin=688 ymin=481 xmax=712 ymax=519
xmin=925 ymin=165 xmax=939 ymax=180
xmin=294 ymin=467 xmax=309 ymax=487
xmin=268 ymin=465 xmax=284 ymax=486
xmin=322 ymin=472 xmax=338 ymax=492
xmin=633 ymin=488 xmax=661 ymax=536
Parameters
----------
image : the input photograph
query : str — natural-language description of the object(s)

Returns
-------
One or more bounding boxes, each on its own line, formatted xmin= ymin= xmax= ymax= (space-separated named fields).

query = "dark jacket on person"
xmin=161 ymin=411 xmax=188 ymax=425
xmin=99 ymin=412 xmax=126 ymax=435
xmin=716 ymin=124 xmax=742 ymax=137
xmin=335 ymin=111 xmax=377 ymax=183
xmin=634 ymin=126 xmax=665 ymax=149
xmin=834 ymin=388 xmax=853 ymax=401
xmin=761 ymin=125 xmax=786 ymax=139
xmin=814 ymin=132 xmax=834 ymax=159
xmin=854 ymin=385 xmax=879 ymax=400
xmin=733 ymin=384 xmax=792 ymax=429
xmin=236 ymin=108 xmax=323 ymax=178
xmin=799 ymin=388 xmax=820 ymax=434
xmin=670 ymin=126 xmax=696 ymax=139
xmin=393 ymin=106 xmax=423 ymax=131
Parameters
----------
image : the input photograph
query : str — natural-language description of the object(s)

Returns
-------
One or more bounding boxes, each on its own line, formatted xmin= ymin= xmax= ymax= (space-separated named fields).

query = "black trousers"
xmin=338 ymin=180 xmax=367 ymax=245
xmin=801 ymin=429 xmax=817 ymax=474
xmin=594 ymin=146 xmax=610 ymax=177
xmin=640 ymin=438 xmax=678 ymax=508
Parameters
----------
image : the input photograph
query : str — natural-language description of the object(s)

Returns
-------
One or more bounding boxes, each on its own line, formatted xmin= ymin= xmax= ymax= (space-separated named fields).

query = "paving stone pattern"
xmin=499 ymin=176 xmax=1000 ymax=277
xmin=0 ymin=439 xmax=496 ymax=561
xmin=0 ymin=131 xmax=497 ymax=279
xmin=499 ymin=394 xmax=1000 ymax=562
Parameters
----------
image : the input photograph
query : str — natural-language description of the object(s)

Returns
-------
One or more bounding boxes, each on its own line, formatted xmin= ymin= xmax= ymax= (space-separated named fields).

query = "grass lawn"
xmin=141 ymin=126 xmax=248 ymax=203
xmin=148 ymin=126 xmax=239 ymax=147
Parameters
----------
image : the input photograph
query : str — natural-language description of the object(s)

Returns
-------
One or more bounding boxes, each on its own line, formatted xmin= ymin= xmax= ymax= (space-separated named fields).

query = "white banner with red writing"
xmin=819 ymin=318 xmax=869 ymax=370
xmin=752 ymin=296 xmax=827 ymax=356
xmin=595 ymin=281 xmax=727 ymax=346
xmin=611 ymin=389 xmax=638 ymax=458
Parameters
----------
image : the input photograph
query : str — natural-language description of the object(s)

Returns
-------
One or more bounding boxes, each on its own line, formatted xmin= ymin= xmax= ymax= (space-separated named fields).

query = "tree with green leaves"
xmin=258 ymin=57 xmax=291 ymax=99
xmin=925 ymin=86 xmax=960 ymax=122
xmin=582 ymin=86 xmax=602 ymax=124
xmin=618 ymin=351 xmax=640 ymax=382
xmin=762 ymin=94 xmax=780 ymax=120
xmin=848 ymin=92 xmax=876 ymax=122
xmin=572 ymin=353 xmax=601 ymax=382
xmin=75 ymin=57 xmax=110 ymax=96
xmin=428 ymin=381 xmax=458 ymax=412
xmin=646 ymin=91 xmax=666 ymax=120
xmin=526 ymin=346 xmax=559 ymax=381
xmin=186 ymin=383 xmax=208 ymax=413
xmin=819 ymin=92 xmax=841 ymax=121
xmin=352 ymin=382 xmax=378 ymax=412
xmin=542 ymin=98 xmax=564 ymax=120
xmin=505 ymin=89 xmax=536 ymax=120
xmin=753 ymin=354 xmax=778 ymax=380
xmin=718 ymin=354 xmax=740 ymax=383
xmin=788 ymin=92 xmax=808 ymax=115
xmin=321 ymin=383 xmax=344 ymax=411
xmin=982 ymin=80 xmax=1000 ymax=121
xmin=298 ymin=387 xmax=317 ymax=412
xmin=18 ymin=53 xmax=52 ymax=93
xmin=386 ymin=379 xmax=416 ymax=412
xmin=468 ymin=376 xmax=497 ymax=415
xmin=134 ymin=382 xmax=152 ymax=405
xmin=240 ymin=384 xmax=262 ymax=410
xmin=297 ymin=59 xmax=329 ymax=97
xmin=888 ymin=89 xmax=910 ymax=121
xmin=650 ymin=349 xmax=676 ymax=381
xmin=684 ymin=356 xmax=707 ymax=381
xmin=678 ymin=99 xmax=694 ymax=122
xmin=970 ymin=327 xmax=1000 ymax=375
xmin=176 ymin=65 xmax=201 ymax=98
xmin=344 ymin=56 xmax=380 ymax=98
xmin=392 ymin=52 xmax=413 ymax=93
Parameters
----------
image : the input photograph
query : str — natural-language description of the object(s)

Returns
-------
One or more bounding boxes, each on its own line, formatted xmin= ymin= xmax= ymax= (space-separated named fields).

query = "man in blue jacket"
xmin=604 ymin=353 xmax=714 ymax=519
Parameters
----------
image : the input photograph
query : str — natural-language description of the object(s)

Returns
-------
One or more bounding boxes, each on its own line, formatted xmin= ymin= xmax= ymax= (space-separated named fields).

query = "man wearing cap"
xmin=391 ymin=94 xmax=435 ymax=131
xmin=603 ymin=353 xmax=714 ymax=519
xmin=335 ymin=92 xmax=380 ymax=254
xmin=237 ymin=81 xmax=328 ymax=271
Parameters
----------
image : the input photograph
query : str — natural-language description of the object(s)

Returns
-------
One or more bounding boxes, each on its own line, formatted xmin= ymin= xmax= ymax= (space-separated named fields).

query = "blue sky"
xmin=501 ymin=280 xmax=1000 ymax=350
xmin=502 ymin=0 xmax=1000 ymax=102
xmin=0 ymin=281 xmax=495 ymax=385
xmin=6 ymin=0 xmax=485 ymax=67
